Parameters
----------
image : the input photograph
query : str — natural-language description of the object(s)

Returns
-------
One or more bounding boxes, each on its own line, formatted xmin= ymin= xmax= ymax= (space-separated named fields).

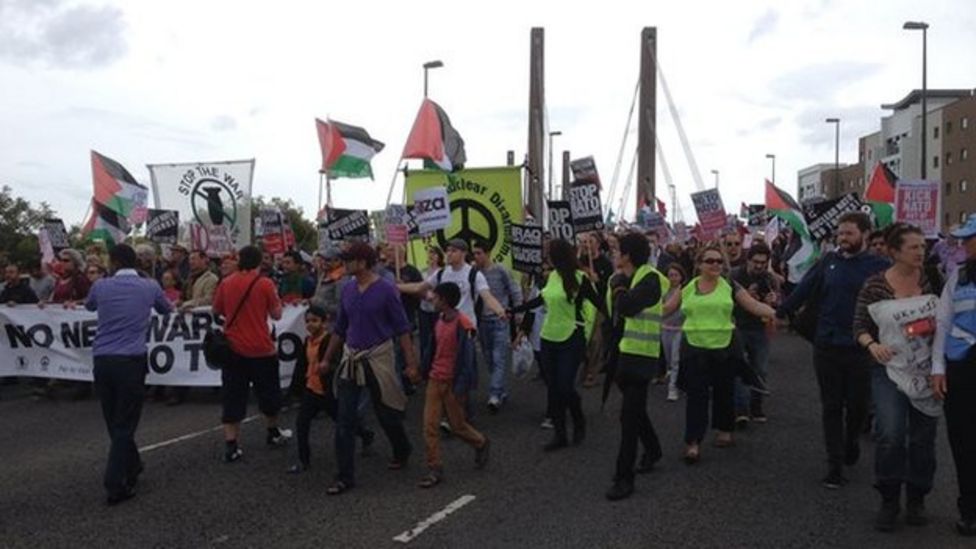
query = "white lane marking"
xmin=393 ymin=494 xmax=476 ymax=544
xmin=139 ymin=413 xmax=261 ymax=453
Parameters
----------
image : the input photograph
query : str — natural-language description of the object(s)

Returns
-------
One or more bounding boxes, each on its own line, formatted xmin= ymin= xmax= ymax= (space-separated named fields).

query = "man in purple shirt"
xmin=85 ymin=244 xmax=172 ymax=506
xmin=320 ymin=241 xmax=419 ymax=495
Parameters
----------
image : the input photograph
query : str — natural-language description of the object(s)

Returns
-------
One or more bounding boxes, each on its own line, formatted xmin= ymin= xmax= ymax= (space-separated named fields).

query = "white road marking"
xmin=393 ymin=494 xmax=476 ymax=544
xmin=139 ymin=413 xmax=261 ymax=453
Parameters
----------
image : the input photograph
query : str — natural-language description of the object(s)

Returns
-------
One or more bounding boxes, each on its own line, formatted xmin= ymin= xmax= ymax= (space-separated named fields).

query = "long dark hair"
xmin=548 ymin=239 xmax=580 ymax=302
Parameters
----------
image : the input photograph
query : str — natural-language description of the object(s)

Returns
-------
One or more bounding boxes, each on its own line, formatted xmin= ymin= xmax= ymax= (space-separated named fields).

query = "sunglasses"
xmin=701 ymin=258 xmax=724 ymax=265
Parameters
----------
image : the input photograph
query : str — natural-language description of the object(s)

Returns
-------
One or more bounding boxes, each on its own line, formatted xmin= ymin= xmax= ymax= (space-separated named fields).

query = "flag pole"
xmin=317 ymin=172 xmax=324 ymax=214
xmin=384 ymin=159 xmax=404 ymax=208
xmin=326 ymin=173 xmax=333 ymax=207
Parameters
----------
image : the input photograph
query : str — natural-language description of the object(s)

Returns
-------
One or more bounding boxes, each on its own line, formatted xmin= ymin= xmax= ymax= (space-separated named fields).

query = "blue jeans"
xmin=479 ymin=316 xmax=511 ymax=400
xmin=734 ymin=328 xmax=770 ymax=412
xmin=871 ymin=365 xmax=938 ymax=493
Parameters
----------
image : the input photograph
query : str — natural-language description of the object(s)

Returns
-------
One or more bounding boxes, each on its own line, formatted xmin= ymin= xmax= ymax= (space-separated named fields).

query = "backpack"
xmin=436 ymin=266 xmax=484 ymax=318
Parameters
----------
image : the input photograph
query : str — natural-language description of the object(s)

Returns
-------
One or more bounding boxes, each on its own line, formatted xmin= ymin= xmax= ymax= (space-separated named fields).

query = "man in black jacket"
xmin=0 ymin=264 xmax=39 ymax=305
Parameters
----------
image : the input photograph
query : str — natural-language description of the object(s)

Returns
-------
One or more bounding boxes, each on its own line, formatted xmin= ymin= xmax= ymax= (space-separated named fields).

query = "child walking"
xmin=420 ymin=282 xmax=491 ymax=488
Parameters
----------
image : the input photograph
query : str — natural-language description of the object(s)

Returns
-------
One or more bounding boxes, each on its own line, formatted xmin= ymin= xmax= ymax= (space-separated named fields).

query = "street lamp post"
xmin=904 ymin=21 xmax=929 ymax=179
xmin=710 ymin=169 xmax=719 ymax=190
xmin=765 ymin=153 xmax=776 ymax=184
xmin=548 ymin=130 xmax=562 ymax=200
xmin=826 ymin=118 xmax=840 ymax=197
xmin=423 ymin=60 xmax=444 ymax=98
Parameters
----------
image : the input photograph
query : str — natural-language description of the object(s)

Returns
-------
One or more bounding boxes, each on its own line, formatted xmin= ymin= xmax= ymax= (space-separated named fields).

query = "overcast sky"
xmin=1 ymin=0 xmax=974 ymax=226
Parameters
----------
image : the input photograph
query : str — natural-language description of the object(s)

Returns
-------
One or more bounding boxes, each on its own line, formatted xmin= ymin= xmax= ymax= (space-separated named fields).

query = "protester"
xmin=777 ymin=212 xmax=890 ymax=488
xmin=1 ymin=263 xmax=38 ymax=305
xmin=662 ymin=263 xmax=687 ymax=402
xmin=287 ymin=304 xmax=374 ymax=474
xmin=868 ymin=230 xmax=887 ymax=257
xmin=579 ymin=233 xmax=613 ymax=388
xmin=27 ymin=259 xmax=55 ymax=302
xmin=723 ymin=232 xmax=746 ymax=270
xmin=604 ymin=232 xmax=666 ymax=501
xmin=853 ymin=223 xmax=940 ymax=532
xmin=179 ymin=251 xmax=219 ymax=312
xmin=320 ymin=242 xmax=420 ymax=495
xmin=135 ymin=244 xmax=164 ymax=282
xmin=219 ymin=251 xmax=239 ymax=280
xmin=160 ymin=270 xmax=182 ymax=304
xmin=86 ymin=264 xmax=107 ymax=284
xmin=664 ymin=244 xmax=775 ymax=464
xmin=212 ymin=245 xmax=292 ymax=464
xmin=418 ymin=282 xmax=490 ymax=488
xmin=472 ymin=240 xmax=522 ymax=412
xmin=731 ymin=243 xmax=779 ymax=426
xmin=168 ymin=244 xmax=190 ymax=281
xmin=932 ymin=214 xmax=976 ymax=537
xmin=84 ymin=244 xmax=172 ymax=505
xmin=417 ymin=246 xmax=445 ymax=377
xmin=278 ymin=250 xmax=313 ymax=304
xmin=513 ymin=238 xmax=604 ymax=451
xmin=49 ymin=249 xmax=90 ymax=305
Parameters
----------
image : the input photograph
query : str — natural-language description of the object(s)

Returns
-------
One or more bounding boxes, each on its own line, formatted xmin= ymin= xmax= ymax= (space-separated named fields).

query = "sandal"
xmin=418 ymin=471 xmax=442 ymax=489
xmin=683 ymin=445 xmax=701 ymax=465
xmin=326 ymin=480 xmax=351 ymax=496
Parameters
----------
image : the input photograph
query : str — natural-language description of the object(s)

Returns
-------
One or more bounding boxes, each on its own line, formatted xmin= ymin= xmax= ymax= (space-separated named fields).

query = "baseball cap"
xmin=951 ymin=215 xmax=976 ymax=240
xmin=446 ymin=238 xmax=469 ymax=252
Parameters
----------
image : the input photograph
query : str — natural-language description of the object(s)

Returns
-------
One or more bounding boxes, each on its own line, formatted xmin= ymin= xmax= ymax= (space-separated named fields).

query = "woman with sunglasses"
xmin=664 ymin=244 xmax=776 ymax=463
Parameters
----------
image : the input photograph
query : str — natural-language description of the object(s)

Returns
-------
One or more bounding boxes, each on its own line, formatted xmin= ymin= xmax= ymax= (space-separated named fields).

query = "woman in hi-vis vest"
xmin=513 ymin=239 xmax=605 ymax=451
xmin=664 ymin=244 xmax=776 ymax=464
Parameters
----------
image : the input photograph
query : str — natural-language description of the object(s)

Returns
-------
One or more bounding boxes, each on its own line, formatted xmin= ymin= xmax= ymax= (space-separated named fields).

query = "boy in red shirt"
xmin=419 ymin=282 xmax=490 ymax=488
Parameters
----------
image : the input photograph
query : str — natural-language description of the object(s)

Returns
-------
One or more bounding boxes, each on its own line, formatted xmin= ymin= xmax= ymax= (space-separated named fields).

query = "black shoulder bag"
xmin=203 ymin=275 xmax=261 ymax=369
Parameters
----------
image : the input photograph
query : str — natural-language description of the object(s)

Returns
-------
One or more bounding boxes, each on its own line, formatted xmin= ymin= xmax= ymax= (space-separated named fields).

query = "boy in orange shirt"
xmin=287 ymin=305 xmax=373 ymax=473
xmin=419 ymin=283 xmax=491 ymax=488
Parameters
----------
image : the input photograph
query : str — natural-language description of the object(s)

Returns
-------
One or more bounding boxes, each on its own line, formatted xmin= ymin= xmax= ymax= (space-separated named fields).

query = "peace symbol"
xmin=436 ymin=198 xmax=499 ymax=252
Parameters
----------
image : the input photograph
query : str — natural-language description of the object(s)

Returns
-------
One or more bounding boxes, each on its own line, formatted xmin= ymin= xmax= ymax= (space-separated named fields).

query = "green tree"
xmin=250 ymin=196 xmax=318 ymax=252
xmin=0 ymin=185 xmax=57 ymax=266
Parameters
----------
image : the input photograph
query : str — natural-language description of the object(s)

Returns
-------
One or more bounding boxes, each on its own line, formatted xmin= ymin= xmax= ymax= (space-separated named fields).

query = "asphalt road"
xmin=0 ymin=333 xmax=971 ymax=548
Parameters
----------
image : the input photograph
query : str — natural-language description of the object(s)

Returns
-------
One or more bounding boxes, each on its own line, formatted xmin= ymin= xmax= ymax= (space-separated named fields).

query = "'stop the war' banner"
xmin=148 ymin=160 xmax=255 ymax=250
xmin=0 ymin=306 xmax=306 ymax=387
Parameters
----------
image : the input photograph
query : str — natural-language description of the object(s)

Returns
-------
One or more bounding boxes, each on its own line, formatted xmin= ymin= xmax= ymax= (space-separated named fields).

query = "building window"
xmin=964 ymin=116 xmax=970 ymax=130
xmin=946 ymin=213 xmax=951 ymax=226
xmin=934 ymin=155 xmax=940 ymax=168
xmin=962 ymin=211 xmax=968 ymax=224
xmin=947 ymin=152 xmax=953 ymax=166
xmin=947 ymin=121 xmax=954 ymax=135
xmin=934 ymin=126 xmax=940 ymax=139
xmin=963 ymin=148 xmax=969 ymax=161
xmin=946 ymin=182 xmax=952 ymax=195
xmin=962 ymin=180 xmax=969 ymax=193
xmin=868 ymin=150 xmax=873 ymax=160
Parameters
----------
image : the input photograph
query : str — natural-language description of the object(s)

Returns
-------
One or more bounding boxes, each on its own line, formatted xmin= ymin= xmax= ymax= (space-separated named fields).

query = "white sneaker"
xmin=439 ymin=419 xmax=453 ymax=434
xmin=667 ymin=387 xmax=679 ymax=402
xmin=540 ymin=417 xmax=554 ymax=430
xmin=487 ymin=396 xmax=501 ymax=413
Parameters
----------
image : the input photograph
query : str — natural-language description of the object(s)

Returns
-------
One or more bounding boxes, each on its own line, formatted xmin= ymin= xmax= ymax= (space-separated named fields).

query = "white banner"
xmin=0 ymin=305 xmax=307 ymax=387
xmin=148 ymin=160 xmax=255 ymax=251
xmin=412 ymin=186 xmax=450 ymax=235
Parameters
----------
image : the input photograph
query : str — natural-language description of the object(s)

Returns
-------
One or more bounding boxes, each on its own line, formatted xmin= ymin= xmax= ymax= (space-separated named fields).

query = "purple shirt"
xmin=334 ymin=277 xmax=411 ymax=350
xmin=85 ymin=269 xmax=173 ymax=357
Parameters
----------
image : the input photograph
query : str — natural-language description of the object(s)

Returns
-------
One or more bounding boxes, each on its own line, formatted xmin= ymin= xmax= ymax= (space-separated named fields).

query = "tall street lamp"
xmin=710 ymin=169 xmax=720 ymax=190
xmin=423 ymin=60 xmax=444 ymax=98
xmin=765 ymin=153 xmax=776 ymax=184
xmin=548 ymin=131 xmax=562 ymax=200
xmin=904 ymin=21 xmax=929 ymax=179
xmin=825 ymin=118 xmax=840 ymax=197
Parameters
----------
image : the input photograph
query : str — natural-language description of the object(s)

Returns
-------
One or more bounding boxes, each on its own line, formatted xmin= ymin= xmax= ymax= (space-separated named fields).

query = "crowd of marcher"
xmin=2 ymin=210 xmax=975 ymax=537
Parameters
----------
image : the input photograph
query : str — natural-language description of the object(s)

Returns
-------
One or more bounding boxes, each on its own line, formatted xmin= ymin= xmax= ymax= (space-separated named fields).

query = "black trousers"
xmin=615 ymin=354 xmax=662 ymax=482
xmin=680 ymin=341 xmax=735 ymax=443
xmin=812 ymin=344 xmax=871 ymax=467
xmin=946 ymin=359 xmax=976 ymax=520
xmin=92 ymin=355 xmax=147 ymax=497
xmin=295 ymin=388 xmax=372 ymax=467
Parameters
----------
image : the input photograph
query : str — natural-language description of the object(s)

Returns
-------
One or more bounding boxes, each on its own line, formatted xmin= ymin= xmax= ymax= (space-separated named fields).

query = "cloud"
xmin=748 ymin=10 xmax=779 ymax=44
xmin=0 ymin=0 xmax=127 ymax=69
xmin=211 ymin=115 xmax=237 ymax=132
xmin=794 ymin=106 xmax=883 ymax=149
xmin=57 ymin=106 xmax=215 ymax=149
xmin=769 ymin=62 xmax=883 ymax=102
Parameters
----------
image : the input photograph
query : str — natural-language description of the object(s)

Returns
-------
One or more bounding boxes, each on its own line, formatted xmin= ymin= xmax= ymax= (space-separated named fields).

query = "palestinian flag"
xmin=91 ymin=151 xmax=148 ymax=223
xmin=82 ymin=199 xmax=131 ymax=245
xmin=316 ymin=118 xmax=384 ymax=179
xmin=864 ymin=162 xmax=896 ymax=228
xmin=765 ymin=180 xmax=819 ymax=283
xmin=402 ymin=99 xmax=466 ymax=171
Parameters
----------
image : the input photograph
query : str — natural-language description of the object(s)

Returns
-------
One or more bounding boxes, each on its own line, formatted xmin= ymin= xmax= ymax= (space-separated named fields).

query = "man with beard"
xmin=778 ymin=212 xmax=889 ymax=489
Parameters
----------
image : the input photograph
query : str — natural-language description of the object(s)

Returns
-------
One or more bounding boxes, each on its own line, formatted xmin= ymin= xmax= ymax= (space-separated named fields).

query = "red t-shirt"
xmin=213 ymin=270 xmax=281 ymax=358
xmin=430 ymin=311 xmax=474 ymax=382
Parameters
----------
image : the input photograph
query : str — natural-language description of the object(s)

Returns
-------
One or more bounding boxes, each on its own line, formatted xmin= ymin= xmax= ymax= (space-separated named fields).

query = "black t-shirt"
xmin=731 ymin=266 xmax=775 ymax=330
xmin=397 ymin=264 xmax=423 ymax=322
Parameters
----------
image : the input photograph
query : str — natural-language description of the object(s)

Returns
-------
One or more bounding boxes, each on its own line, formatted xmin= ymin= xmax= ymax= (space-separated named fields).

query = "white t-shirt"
xmin=426 ymin=263 xmax=489 ymax=328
